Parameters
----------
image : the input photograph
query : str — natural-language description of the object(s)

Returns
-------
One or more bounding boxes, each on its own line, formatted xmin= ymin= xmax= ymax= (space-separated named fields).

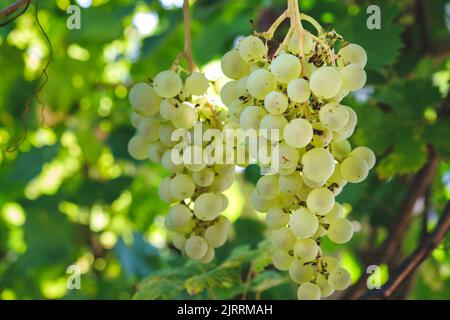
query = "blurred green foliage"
xmin=0 ymin=0 xmax=449 ymax=300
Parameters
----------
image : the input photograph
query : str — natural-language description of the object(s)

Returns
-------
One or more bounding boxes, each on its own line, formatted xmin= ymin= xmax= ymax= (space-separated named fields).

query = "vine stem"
xmin=182 ymin=0 xmax=196 ymax=73
xmin=290 ymin=0 xmax=304 ymax=58
xmin=0 ymin=0 xmax=30 ymax=20
xmin=258 ymin=9 xmax=289 ymax=40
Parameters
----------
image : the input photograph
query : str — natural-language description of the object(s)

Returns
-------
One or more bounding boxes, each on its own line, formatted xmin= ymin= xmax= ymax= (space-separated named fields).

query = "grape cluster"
xmin=128 ymin=70 xmax=233 ymax=263
xmin=220 ymin=30 xmax=375 ymax=299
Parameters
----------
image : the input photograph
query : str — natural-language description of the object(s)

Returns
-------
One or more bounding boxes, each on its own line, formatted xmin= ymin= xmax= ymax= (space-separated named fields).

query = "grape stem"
xmin=173 ymin=0 xmax=197 ymax=73
xmin=258 ymin=9 xmax=289 ymax=40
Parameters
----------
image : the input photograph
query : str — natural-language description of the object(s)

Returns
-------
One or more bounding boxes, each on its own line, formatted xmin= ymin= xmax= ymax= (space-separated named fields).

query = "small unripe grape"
xmin=129 ymin=82 xmax=161 ymax=116
xmin=194 ymin=193 xmax=223 ymax=221
xmin=341 ymin=156 xmax=369 ymax=183
xmin=185 ymin=235 xmax=208 ymax=260
xmin=185 ymin=72 xmax=209 ymax=96
xmin=170 ymin=173 xmax=195 ymax=200
xmin=289 ymin=207 xmax=318 ymax=238
xmin=271 ymin=226 xmax=296 ymax=250
xmin=297 ymin=282 xmax=321 ymax=300
xmin=306 ymin=187 xmax=335 ymax=215
xmin=247 ymin=69 xmax=277 ymax=100
xmin=331 ymin=140 xmax=351 ymax=161
xmin=339 ymin=43 xmax=367 ymax=68
xmin=128 ymin=135 xmax=149 ymax=160
xmin=310 ymin=66 xmax=342 ymax=99
xmin=272 ymin=249 xmax=293 ymax=271
xmin=287 ymin=78 xmax=311 ymax=103
xmin=153 ymin=70 xmax=183 ymax=98
xmin=270 ymin=54 xmax=302 ymax=83
xmin=327 ymin=218 xmax=354 ymax=244
xmin=238 ymin=35 xmax=266 ymax=63
xmin=284 ymin=118 xmax=313 ymax=148
xmin=328 ymin=267 xmax=351 ymax=291
xmin=350 ymin=146 xmax=376 ymax=169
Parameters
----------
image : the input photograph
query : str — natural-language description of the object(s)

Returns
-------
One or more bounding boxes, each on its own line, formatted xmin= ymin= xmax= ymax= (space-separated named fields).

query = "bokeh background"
xmin=0 ymin=0 xmax=449 ymax=300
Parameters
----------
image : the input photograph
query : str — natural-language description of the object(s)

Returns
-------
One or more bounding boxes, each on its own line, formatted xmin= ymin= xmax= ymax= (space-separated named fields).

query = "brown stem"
xmin=362 ymin=201 xmax=450 ymax=299
xmin=344 ymin=148 xmax=439 ymax=299
xmin=0 ymin=0 xmax=30 ymax=20
xmin=182 ymin=0 xmax=196 ymax=73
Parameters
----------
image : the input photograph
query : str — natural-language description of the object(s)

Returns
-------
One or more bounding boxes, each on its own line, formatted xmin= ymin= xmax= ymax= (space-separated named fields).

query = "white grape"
xmin=204 ymin=224 xmax=228 ymax=248
xmin=323 ymin=256 xmax=339 ymax=271
xmin=159 ymin=122 xmax=176 ymax=147
xmin=129 ymin=82 xmax=161 ymax=116
xmin=270 ymin=54 xmax=302 ymax=83
xmin=327 ymin=218 xmax=353 ymax=244
xmin=339 ymin=43 xmax=367 ymax=68
xmin=319 ymin=102 xmax=349 ymax=131
xmin=159 ymin=99 xmax=178 ymax=121
xmin=162 ymin=149 xmax=184 ymax=173
xmin=271 ymin=226 xmax=296 ymax=250
xmin=259 ymin=114 xmax=288 ymax=142
xmin=239 ymin=105 xmax=267 ymax=130
xmin=228 ymin=100 xmax=247 ymax=122
xmin=287 ymin=78 xmax=311 ymax=103
xmin=192 ymin=168 xmax=215 ymax=187
xmin=199 ymin=245 xmax=215 ymax=264
xmin=185 ymin=72 xmax=209 ymax=96
xmin=289 ymin=207 xmax=318 ymax=238
xmin=311 ymin=122 xmax=333 ymax=148
xmin=340 ymin=63 xmax=367 ymax=92
xmin=293 ymin=238 xmax=319 ymax=262
xmin=220 ymin=81 xmax=238 ymax=106
xmin=185 ymin=235 xmax=208 ymax=260
xmin=170 ymin=174 xmax=196 ymax=200
xmin=328 ymin=267 xmax=351 ymax=291
xmin=302 ymin=175 xmax=326 ymax=188
xmin=264 ymin=91 xmax=289 ymax=115
xmin=284 ymin=118 xmax=313 ymax=148
xmin=336 ymin=106 xmax=357 ymax=138
xmin=301 ymin=147 xmax=335 ymax=182
xmin=265 ymin=207 xmax=289 ymax=229
xmin=297 ymin=282 xmax=321 ymax=300
xmin=288 ymin=31 xmax=314 ymax=54
xmin=252 ymin=189 xmax=276 ymax=212
xmin=128 ymin=135 xmax=149 ymax=160
xmin=238 ymin=35 xmax=266 ymax=63
xmin=289 ymin=260 xmax=315 ymax=284
xmin=131 ymin=111 xmax=144 ymax=128
xmin=256 ymin=174 xmax=280 ymax=199
xmin=306 ymin=187 xmax=335 ymax=215
xmin=316 ymin=274 xmax=335 ymax=298
xmin=171 ymin=102 xmax=197 ymax=129
xmin=350 ymin=146 xmax=376 ymax=169
xmin=172 ymin=234 xmax=187 ymax=251
xmin=209 ymin=173 xmax=234 ymax=192
xmin=326 ymin=202 xmax=344 ymax=219
xmin=331 ymin=140 xmax=351 ymax=161
xmin=279 ymin=171 xmax=303 ymax=194
xmin=165 ymin=204 xmax=192 ymax=231
xmin=310 ymin=66 xmax=342 ymax=99
xmin=272 ymin=250 xmax=293 ymax=271
xmin=153 ymin=70 xmax=183 ymax=98
xmin=148 ymin=142 xmax=164 ymax=163
xmin=158 ymin=177 xmax=175 ymax=204
xmin=341 ymin=156 xmax=369 ymax=183
xmin=247 ymin=69 xmax=277 ymax=100
xmin=194 ymin=193 xmax=223 ymax=221
xmin=273 ymin=142 xmax=300 ymax=171
xmin=221 ymin=50 xmax=250 ymax=79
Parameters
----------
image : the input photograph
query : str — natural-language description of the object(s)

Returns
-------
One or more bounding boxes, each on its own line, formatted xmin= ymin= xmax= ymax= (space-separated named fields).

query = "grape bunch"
xmin=219 ymin=17 xmax=375 ymax=299
xmin=128 ymin=69 xmax=234 ymax=263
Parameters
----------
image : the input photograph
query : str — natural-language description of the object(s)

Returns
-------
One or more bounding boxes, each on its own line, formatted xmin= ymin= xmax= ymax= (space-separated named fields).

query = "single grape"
xmin=293 ymin=238 xmax=319 ymax=262
xmin=220 ymin=81 xmax=238 ymax=106
xmin=271 ymin=226 xmax=296 ymax=250
xmin=256 ymin=174 xmax=280 ymax=199
xmin=336 ymin=106 xmax=357 ymax=138
xmin=297 ymin=282 xmax=321 ymax=300
xmin=316 ymin=274 xmax=335 ymax=298
xmin=331 ymin=140 xmax=351 ymax=161
xmin=252 ymin=189 xmax=276 ymax=212
xmin=302 ymin=175 xmax=326 ymax=189
xmin=221 ymin=50 xmax=250 ymax=79
xmin=350 ymin=146 xmax=376 ymax=169
xmin=172 ymin=233 xmax=187 ymax=251
xmin=279 ymin=171 xmax=303 ymax=194
xmin=170 ymin=173 xmax=196 ymax=200
xmin=131 ymin=111 xmax=144 ymax=128
xmin=161 ymin=149 xmax=184 ymax=173
xmin=340 ymin=63 xmax=367 ymax=92
xmin=264 ymin=91 xmax=289 ymax=115
xmin=339 ymin=43 xmax=367 ymax=68
xmin=171 ymin=102 xmax=197 ymax=129
xmin=159 ymin=99 xmax=178 ymax=121
xmin=341 ymin=156 xmax=369 ymax=183
xmin=247 ymin=69 xmax=277 ymax=100
xmin=158 ymin=176 xmax=175 ymax=204
xmin=148 ymin=142 xmax=164 ymax=163
xmin=128 ymin=135 xmax=149 ymax=160
xmin=129 ymin=82 xmax=161 ymax=116
xmin=238 ymin=35 xmax=266 ymax=63
xmin=319 ymin=102 xmax=349 ymax=131
xmin=287 ymin=78 xmax=311 ymax=103
xmin=239 ymin=105 xmax=267 ymax=130
xmin=289 ymin=207 xmax=319 ymax=238
xmin=326 ymin=202 xmax=344 ymax=219
xmin=192 ymin=168 xmax=215 ymax=187
xmin=270 ymin=54 xmax=302 ymax=83
xmin=322 ymin=256 xmax=340 ymax=272
xmin=204 ymin=224 xmax=228 ymax=248
xmin=301 ymin=147 xmax=335 ymax=183
xmin=199 ymin=245 xmax=215 ymax=264
xmin=272 ymin=250 xmax=294 ymax=271
xmin=259 ymin=114 xmax=288 ymax=142
xmin=328 ymin=267 xmax=351 ymax=291
xmin=194 ymin=193 xmax=223 ymax=221
xmin=310 ymin=66 xmax=342 ymax=99
xmin=327 ymin=218 xmax=353 ymax=244
xmin=288 ymin=31 xmax=314 ymax=55
xmin=165 ymin=204 xmax=192 ymax=231
xmin=310 ymin=122 xmax=333 ymax=148
xmin=284 ymin=118 xmax=313 ymax=148
xmin=185 ymin=72 xmax=209 ymax=96
xmin=153 ymin=70 xmax=183 ymax=98
xmin=185 ymin=235 xmax=208 ymax=260
xmin=265 ymin=207 xmax=290 ymax=229
xmin=289 ymin=260 xmax=315 ymax=284
xmin=273 ymin=142 xmax=300 ymax=171
xmin=306 ymin=187 xmax=335 ymax=215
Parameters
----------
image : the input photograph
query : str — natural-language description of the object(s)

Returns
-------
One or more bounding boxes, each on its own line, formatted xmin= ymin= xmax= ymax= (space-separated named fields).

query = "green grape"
xmin=296 ymin=185 xmax=312 ymax=202
xmin=204 ymin=224 xmax=228 ymax=248
xmin=159 ymin=99 xmax=178 ymax=121
xmin=131 ymin=111 xmax=144 ymax=128
xmin=220 ymin=81 xmax=238 ymax=106
xmin=328 ymin=267 xmax=351 ymax=291
xmin=159 ymin=122 xmax=176 ymax=147
xmin=161 ymin=150 xmax=184 ymax=173
xmin=288 ymin=31 xmax=314 ymax=54
xmin=171 ymin=102 xmax=197 ymax=129
xmin=214 ymin=164 xmax=235 ymax=176
xmin=279 ymin=171 xmax=303 ymax=194
xmin=239 ymin=105 xmax=267 ymax=130
xmin=129 ymin=82 xmax=161 ymax=116
xmin=247 ymin=69 xmax=277 ymax=100
xmin=336 ymin=106 xmax=357 ymax=139
xmin=192 ymin=168 xmax=215 ymax=187
xmin=199 ymin=245 xmax=215 ymax=264
xmin=322 ymin=256 xmax=339 ymax=272
xmin=221 ymin=50 xmax=250 ymax=80
xmin=128 ymin=135 xmax=149 ymax=160
xmin=327 ymin=218 xmax=353 ymax=244
xmin=183 ymin=145 xmax=206 ymax=172
xmin=289 ymin=207 xmax=318 ymax=238
xmin=256 ymin=174 xmax=280 ymax=199
xmin=287 ymin=78 xmax=311 ymax=103
xmin=265 ymin=207 xmax=290 ymax=229
xmin=311 ymin=122 xmax=333 ymax=148
xmin=306 ymin=187 xmax=335 ymax=215
xmin=313 ymin=225 xmax=327 ymax=238
xmin=274 ymin=142 xmax=300 ymax=170
xmin=213 ymin=144 xmax=235 ymax=165
xmin=276 ymin=191 xmax=295 ymax=208
xmin=153 ymin=70 xmax=183 ymax=98
xmin=264 ymin=91 xmax=289 ymax=115
xmin=341 ymin=156 xmax=369 ymax=183
xmin=326 ymin=202 xmax=344 ymax=219
xmin=350 ymin=146 xmax=376 ymax=169
xmin=302 ymin=175 xmax=326 ymax=188
xmin=330 ymin=87 xmax=350 ymax=103
xmin=271 ymin=226 xmax=296 ymax=250
xmin=238 ymin=35 xmax=266 ymax=63
xmin=270 ymin=53 xmax=302 ymax=83
xmin=236 ymin=76 xmax=249 ymax=96
xmin=228 ymin=100 xmax=247 ymax=123
xmin=327 ymin=163 xmax=347 ymax=196
xmin=252 ymin=189 xmax=276 ymax=212
xmin=185 ymin=235 xmax=208 ymax=260
xmin=170 ymin=173 xmax=195 ymax=200
xmin=301 ymin=147 xmax=335 ymax=183
xmin=259 ymin=114 xmax=288 ymax=142
xmin=319 ymin=102 xmax=349 ymax=131
xmin=340 ymin=63 xmax=367 ymax=92
xmin=220 ymin=194 xmax=229 ymax=211
xmin=272 ymin=249 xmax=294 ymax=271
xmin=289 ymin=260 xmax=315 ymax=284
xmin=158 ymin=176 xmax=175 ymax=204
xmin=194 ymin=193 xmax=223 ymax=221
xmin=293 ymin=238 xmax=319 ymax=262
xmin=284 ymin=118 xmax=313 ymax=148
xmin=339 ymin=43 xmax=367 ymax=68
xmin=165 ymin=204 xmax=192 ymax=231
xmin=297 ymin=282 xmax=321 ymax=300
xmin=185 ymin=72 xmax=209 ymax=96
xmin=172 ymin=233 xmax=187 ymax=251
xmin=148 ymin=142 xmax=164 ymax=163
xmin=331 ymin=140 xmax=351 ymax=161
xmin=215 ymin=215 xmax=231 ymax=233
xmin=310 ymin=66 xmax=342 ymax=99
xmin=316 ymin=274 xmax=335 ymax=298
